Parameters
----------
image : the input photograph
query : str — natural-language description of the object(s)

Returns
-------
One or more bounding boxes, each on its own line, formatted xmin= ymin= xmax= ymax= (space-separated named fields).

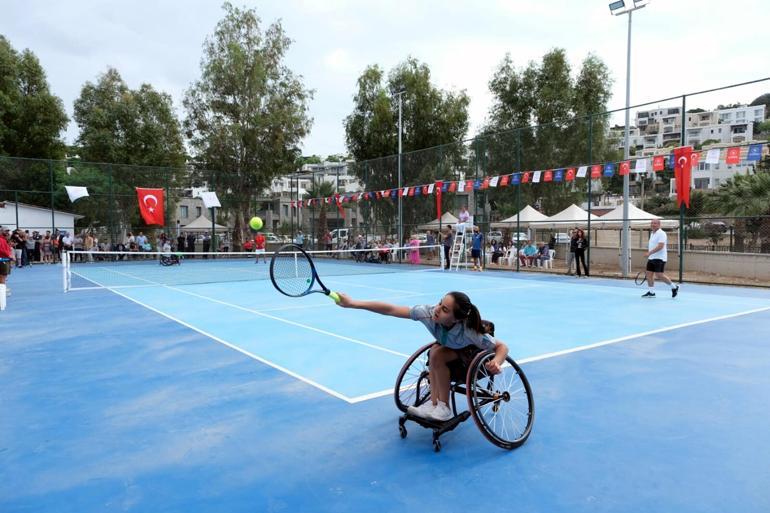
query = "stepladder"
xmin=449 ymin=224 xmax=468 ymax=271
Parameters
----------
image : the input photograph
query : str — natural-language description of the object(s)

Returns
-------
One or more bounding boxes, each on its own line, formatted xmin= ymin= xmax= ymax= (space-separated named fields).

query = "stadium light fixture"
xmin=611 ymin=0 xmax=650 ymax=277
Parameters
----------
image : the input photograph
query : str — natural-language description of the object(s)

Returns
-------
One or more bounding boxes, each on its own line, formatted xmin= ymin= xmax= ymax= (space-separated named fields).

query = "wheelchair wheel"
xmin=394 ymin=342 xmax=434 ymax=413
xmin=466 ymin=351 xmax=534 ymax=450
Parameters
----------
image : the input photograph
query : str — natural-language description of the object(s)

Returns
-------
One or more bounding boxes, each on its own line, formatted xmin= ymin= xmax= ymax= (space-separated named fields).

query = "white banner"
xmin=532 ymin=171 xmax=542 ymax=183
xmin=705 ymin=148 xmax=721 ymax=164
xmin=576 ymin=166 xmax=588 ymax=178
xmin=634 ymin=158 xmax=647 ymax=173
xmin=489 ymin=176 xmax=499 ymax=187
xmin=458 ymin=180 xmax=465 ymax=192
xmin=64 ymin=186 xmax=89 ymax=203
xmin=198 ymin=191 xmax=221 ymax=209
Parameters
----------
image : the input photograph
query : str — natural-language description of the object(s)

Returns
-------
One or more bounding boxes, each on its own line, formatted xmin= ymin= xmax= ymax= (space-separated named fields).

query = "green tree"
xmin=481 ymin=50 xmax=613 ymax=217
xmin=0 ymin=36 xmax=68 ymax=160
xmin=344 ymin=57 xmax=469 ymax=240
xmin=0 ymin=36 xmax=68 ymax=207
xmin=73 ymin=67 xmax=187 ymax=233
xmin=184 ymin=2 xmax=313 ymax=249
xmin=706 ymin=172 xmax=770 ymax=251
xmin=304 ymin=181 xmax=335 ymax=249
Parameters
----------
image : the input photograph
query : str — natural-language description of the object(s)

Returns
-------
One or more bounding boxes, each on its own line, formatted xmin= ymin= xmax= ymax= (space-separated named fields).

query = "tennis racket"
xmin=269 ymin=244 xmax=340 ymax=303
xmin=634 ymin=269 xmax=647 ymax=286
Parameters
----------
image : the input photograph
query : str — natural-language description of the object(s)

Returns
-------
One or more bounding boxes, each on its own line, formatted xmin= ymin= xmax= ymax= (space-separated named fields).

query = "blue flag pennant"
xmin=554 ymin=168 xmax=564 ymax=182
xmin=603 ymin=163 xmax=615 ymax=177
xmin=441 ymin=182 xmax=449 ymax=192
xmin=511 ymin=173 xmax=521 ymax=185
xmin=414 ymin=186 xmax=422 ymax=196
xmin=747 ymin=143 xmax=763 ymax=161
xmin=473 ymin=179 xmax=482 ymax=190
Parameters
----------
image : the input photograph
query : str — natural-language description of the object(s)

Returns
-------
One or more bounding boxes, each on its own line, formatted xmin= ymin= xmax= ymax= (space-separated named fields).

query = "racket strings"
xmin=271 ymin=251 xmax=314 ymax=296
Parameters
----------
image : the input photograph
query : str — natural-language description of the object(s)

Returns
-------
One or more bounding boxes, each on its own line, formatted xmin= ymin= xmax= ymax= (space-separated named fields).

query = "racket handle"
xmin=328 ymin=291 xmax=340 ymax=304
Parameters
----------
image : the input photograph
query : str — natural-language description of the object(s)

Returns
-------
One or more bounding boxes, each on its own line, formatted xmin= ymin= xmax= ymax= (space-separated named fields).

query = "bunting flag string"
xmin=290 ymin=142 xmax=765 ymax=208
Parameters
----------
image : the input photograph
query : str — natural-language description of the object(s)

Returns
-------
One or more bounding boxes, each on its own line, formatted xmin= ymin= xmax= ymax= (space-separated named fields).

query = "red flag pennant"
xmin=543 ymin=170 xmax=553 ymax=182
xmin=500 ymin=174 xmax=510 ymax=186
xmin=619 ymin=161 xmax=630 ymax=176
xmin=136 ymin=188 xmax=165 ymax=226
xmin=521 ymin=172 xmax=530 ymax=183
xmin=335 ymin=194 xmax=345 ymax=218
xmin=652 ymin=155 xmax=665 ymax=171
xmin=673 ymin=146 xmax=694 ymax=208
xmin=465 ymin=180 xmax=474 ymax=190
xmin=481 ymin=177 xmax=490 ymax=189
xmin=725 ymin=147 xmax=741 ymax=164
xmin=590 ymin=165 xmax=602 ymax=179
xmin=691 ymin=151 xmax=700 ymax=168
xmin=566 ymin=168 xmax=576 ymax=181
xmin=408 ymin=187 xmax=415 ymax=197
xmin=422 ymin=185 xmax=429 ymax=195
xmin=448 ymin=181 xmax=457 ymax=193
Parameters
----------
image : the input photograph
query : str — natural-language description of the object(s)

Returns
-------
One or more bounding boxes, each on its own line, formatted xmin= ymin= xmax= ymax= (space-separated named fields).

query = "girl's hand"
xmin=485 ymin=359 xmax=502 ymax=375
xmin=336 ymin=292 xmax=354 ymax=308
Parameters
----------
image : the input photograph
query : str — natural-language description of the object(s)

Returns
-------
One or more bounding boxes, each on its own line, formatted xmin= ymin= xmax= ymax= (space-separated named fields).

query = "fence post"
xmin=587 ymin=115 xmax=593 ymax=275
xmin=515 ymin=129 xmax=521 ymax=273
xmin=679 ymin=95 xmax=686 ymax=283
xmin=14 ymin=190 xmax=19 ymax=229
xmin=49 ymin=160 xmax=56 ymax=233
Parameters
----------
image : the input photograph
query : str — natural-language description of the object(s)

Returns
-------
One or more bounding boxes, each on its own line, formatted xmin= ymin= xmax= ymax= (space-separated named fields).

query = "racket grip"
xmin=328 ymin=291 xmax=340 ymax=304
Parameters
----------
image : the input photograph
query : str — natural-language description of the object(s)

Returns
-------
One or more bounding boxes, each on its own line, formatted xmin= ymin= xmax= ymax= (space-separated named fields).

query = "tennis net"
xmin=63 ymin=244 xmax=445 ymax=291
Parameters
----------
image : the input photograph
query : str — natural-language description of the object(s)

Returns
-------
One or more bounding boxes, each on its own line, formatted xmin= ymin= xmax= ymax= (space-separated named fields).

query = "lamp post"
xmin=610 ymin=0 xmax=649 ymax=277
xmin=396 ymin=87 xmax=406 ymax=257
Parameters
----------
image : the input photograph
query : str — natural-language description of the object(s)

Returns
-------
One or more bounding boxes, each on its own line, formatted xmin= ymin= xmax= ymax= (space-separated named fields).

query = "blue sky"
xmin=3 ymin=0 xmax=768 ymax=157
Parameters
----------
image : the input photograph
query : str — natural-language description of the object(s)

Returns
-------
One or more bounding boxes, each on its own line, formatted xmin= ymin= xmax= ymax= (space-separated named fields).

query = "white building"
xmin=0 ymin=201 xmax=82 ymax=234
xmin=612 ymin=104 xmax=766 ymax=153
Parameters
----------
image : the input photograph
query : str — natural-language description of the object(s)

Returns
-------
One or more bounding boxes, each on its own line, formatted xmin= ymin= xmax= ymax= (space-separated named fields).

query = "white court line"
xmin=74 ymin=271 xmax=360 ymax=403
xmin=345 ymin=304 xmax=770 ymax=403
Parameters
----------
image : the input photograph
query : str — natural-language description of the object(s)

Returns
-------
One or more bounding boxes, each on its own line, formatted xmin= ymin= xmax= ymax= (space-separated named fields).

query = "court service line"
xmin=346 ymin=304 xmax=770 ymax=404
xmin=159 ymin=285 xmax=413 ymax=358
xmin=89 ymin=266 xmax=412 ymax=358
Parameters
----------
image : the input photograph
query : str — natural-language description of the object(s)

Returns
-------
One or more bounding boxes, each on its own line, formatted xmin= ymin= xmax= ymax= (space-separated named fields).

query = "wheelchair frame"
xmin=394 ymin=341 xmax=535 ymax=452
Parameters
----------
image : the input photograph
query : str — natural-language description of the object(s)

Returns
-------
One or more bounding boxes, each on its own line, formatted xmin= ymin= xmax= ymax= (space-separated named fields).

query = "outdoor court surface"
xmin=2 ymin=259 xmax=770 ymax=512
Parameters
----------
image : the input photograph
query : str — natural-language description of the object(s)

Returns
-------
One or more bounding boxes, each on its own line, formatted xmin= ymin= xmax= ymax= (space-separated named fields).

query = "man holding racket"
xmin=253 ymin=231 xmax=266 ymax=263
xmin=642 ymin=219 xmax=679 ymax=298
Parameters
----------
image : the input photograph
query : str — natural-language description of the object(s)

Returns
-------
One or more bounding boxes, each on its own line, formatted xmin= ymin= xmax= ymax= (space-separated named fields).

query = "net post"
xmin=62 ymin=250 xmax=70 ymax=292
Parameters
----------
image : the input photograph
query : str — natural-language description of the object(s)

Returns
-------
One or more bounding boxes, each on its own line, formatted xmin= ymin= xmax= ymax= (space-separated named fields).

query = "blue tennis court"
xmin=2 ymin=262 xmax=770 ymax=512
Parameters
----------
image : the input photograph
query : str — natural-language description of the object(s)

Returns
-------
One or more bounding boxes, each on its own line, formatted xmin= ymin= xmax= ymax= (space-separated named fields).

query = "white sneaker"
xmin=407 ymin=401 xmax=435 ymax=418
xmin=427 ymin=401 xmax=453 ymax=422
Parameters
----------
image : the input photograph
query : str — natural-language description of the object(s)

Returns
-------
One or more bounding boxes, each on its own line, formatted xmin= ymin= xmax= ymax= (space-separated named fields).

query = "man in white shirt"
xmin=642 ymin=219 xmax=679 ymax=298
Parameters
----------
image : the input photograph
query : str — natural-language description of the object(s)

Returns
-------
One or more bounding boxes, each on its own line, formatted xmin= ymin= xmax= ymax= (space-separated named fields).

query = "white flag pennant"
xmin=458 ymin=180 xmax=465 ymax=192
xmin=705 ymin=149 xmax=721 ymax=164
xmin=634 ymin=158 xmax=647 ymax=173
xmin=427 ymin=183 xmax=435 ymax=194
xmin=489 ymin=176 xmax=499 ymax=187
xmin=532 ymin=171 xmax=542 ymax=183
xmin=64 ymin=186 xmax=89 ymax=203
xmin=576 ymin=166 xmax=588 ymax=178
xmin=198 ymin=191 xmax=221 ymax=209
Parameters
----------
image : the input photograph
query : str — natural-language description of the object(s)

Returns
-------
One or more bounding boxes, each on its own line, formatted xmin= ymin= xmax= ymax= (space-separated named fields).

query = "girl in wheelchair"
xmin=336 ymin=290 xmax=508 ymax=422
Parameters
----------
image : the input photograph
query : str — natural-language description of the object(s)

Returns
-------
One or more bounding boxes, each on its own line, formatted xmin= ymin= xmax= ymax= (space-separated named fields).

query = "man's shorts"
xmin=0 ymin=261 xmax=10 ymax=276
xmin=646 ymin=259 xmax=666 ymax=273
xmin=254 ymin=248 xmax=266 ymax=254
xmin=471 ymin=249 xmax=481 ymax=259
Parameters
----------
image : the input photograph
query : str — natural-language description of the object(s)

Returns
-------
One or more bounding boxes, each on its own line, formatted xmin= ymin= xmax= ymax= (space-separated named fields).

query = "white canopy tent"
xmin=417 ymin=212 xmax=459 ymax=231
xmin=591 ymin=203 xmax=678 ymax=229
xmin=182 ymin=215 xmax=228 ymax=232
xmin=537 ymin=204 xmax=598 ymax=229
xmin=490 ymin=205 xmax=550 ymax=229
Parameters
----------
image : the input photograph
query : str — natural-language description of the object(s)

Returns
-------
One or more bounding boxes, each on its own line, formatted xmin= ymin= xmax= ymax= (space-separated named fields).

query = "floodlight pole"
xmin=396 ymin=88 xmax=406 ymax=261
xmin=614 ymin=1 xmax=648 ymax=278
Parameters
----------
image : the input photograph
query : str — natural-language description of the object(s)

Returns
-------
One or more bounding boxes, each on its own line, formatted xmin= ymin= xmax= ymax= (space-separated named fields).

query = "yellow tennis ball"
xmin=249 ymin=216 xmax=263 ymax=232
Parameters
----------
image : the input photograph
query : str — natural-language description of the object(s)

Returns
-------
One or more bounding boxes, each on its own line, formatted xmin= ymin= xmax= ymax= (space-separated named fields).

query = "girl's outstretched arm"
xmin=336 ymin=292 xmax=411 ymax=319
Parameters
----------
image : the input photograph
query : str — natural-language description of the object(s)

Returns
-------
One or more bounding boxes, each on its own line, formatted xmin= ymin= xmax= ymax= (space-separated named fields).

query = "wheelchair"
xmin=159 ymin=253 xmax=181 ymax=266
xmin=394 ymin=327 xmax=534 ymax=452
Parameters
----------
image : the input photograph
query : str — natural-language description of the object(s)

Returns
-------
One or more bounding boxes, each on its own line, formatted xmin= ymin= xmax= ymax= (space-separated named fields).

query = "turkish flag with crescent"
xmin=136 ymin=188 xmax=165 ymax=226
xmin=673 ymin=146 xmax=693 ymax=208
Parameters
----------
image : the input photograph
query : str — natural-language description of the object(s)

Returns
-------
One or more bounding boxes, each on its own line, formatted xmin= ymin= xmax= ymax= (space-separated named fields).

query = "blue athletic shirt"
xmin=471 ymin=233 xmax=483 ymax=251
xmin=409 ymin=304 xmax=496 ymax=351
